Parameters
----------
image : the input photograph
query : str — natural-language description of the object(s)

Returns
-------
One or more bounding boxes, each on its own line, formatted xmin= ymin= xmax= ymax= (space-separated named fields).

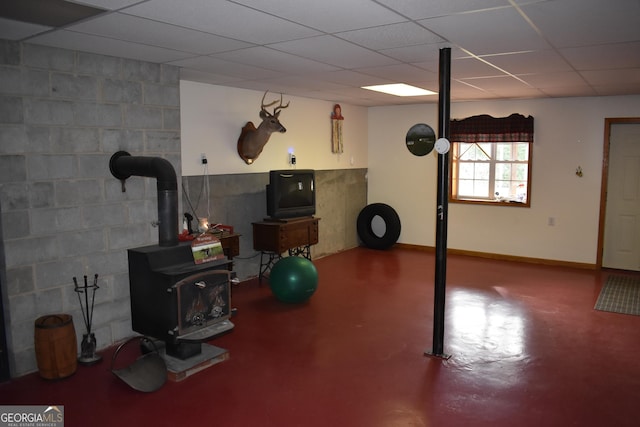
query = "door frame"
xmin=597 ymin=117 xmax=640 ymax=268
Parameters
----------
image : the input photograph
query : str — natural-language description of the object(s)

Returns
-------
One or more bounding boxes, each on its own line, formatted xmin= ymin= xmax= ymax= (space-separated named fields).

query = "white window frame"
xmin=450 ymin=141 xmax=532 ymax=207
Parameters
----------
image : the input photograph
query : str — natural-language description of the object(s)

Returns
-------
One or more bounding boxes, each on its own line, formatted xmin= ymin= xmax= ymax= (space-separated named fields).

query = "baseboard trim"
xmin=395 ymin=243 xmax=597 ymax=270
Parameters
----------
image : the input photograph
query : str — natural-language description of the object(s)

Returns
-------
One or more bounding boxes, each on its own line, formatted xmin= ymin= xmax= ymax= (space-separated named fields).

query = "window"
xmin=449 ymin=114 xmax=534 ymax=207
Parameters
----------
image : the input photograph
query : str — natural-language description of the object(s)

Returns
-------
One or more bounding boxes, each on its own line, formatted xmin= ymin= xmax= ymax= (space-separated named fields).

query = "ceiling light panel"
xmin=362 ymin=83 xmax=437 ymax=96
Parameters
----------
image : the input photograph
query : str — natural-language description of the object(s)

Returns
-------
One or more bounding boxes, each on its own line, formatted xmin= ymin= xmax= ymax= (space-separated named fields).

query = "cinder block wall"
xmin=0 ymin=40 xmax=368 ymax=378
xmin=0 ymin=40 xmax=181 ymax=376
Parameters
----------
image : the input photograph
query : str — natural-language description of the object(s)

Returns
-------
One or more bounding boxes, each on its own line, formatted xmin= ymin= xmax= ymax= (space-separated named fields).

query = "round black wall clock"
xmin=405 ymin=123 xmax=435 ymax=156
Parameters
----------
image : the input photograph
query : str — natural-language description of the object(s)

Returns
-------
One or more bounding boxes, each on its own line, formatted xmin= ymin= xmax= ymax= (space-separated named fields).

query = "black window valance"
xmin=450 ymin=113 xmax=534 ymax=143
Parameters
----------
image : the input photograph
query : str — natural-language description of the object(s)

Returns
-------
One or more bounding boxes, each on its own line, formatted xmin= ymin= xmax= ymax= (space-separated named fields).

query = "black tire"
xmin=357 ymin=203 xmax=401 ymax=250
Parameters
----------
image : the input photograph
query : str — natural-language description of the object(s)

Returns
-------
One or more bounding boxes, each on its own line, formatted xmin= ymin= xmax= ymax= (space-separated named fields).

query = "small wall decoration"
xmin=331 ymin=104 xmax=344 ymax=154
xmin=405 ymin=123 xmax=436 ymax=156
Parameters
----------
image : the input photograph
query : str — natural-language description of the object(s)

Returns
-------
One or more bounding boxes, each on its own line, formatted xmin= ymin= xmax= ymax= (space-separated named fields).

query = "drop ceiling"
xmin=1 ymin=0 xmax=639 ymax=106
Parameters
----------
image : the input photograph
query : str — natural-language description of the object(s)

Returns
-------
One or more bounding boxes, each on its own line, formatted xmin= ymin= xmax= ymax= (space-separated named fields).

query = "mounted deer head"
xmin=237 ymin=91 xmax=290 ymax=165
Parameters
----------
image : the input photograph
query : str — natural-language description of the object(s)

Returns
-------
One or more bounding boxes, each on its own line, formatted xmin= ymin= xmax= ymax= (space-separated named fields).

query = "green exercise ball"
xmin=269 ymin=256 xmax=318 ymax=303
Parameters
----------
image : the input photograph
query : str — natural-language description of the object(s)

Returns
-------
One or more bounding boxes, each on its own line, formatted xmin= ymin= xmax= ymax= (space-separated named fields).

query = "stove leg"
xmin=165 ymin=341 xmax=202 ymax=360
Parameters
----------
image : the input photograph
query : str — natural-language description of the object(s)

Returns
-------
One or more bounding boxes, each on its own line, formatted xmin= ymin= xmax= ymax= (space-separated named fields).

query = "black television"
xmin=266 ymin=169 xmax=316 ymax=219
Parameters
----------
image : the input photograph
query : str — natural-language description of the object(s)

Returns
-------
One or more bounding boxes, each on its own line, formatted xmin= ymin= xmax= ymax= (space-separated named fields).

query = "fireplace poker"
xmin=73 ymin=276 xmax=89 ymax=332
xmin=83 ymin=275 xmax=90 ymax=330
xmin=89 ymin=274 xmax=98 ymax=330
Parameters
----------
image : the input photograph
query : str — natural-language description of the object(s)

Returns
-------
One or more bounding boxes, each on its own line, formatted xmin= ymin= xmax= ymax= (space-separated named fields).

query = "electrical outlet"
xmin=289 ymin=153 xmax=296 ymax=165
xmin=201 ymin=153 xmax=207 ymax=164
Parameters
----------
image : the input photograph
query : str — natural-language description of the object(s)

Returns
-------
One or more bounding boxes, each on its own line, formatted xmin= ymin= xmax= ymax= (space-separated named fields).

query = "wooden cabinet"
xmin=252 ymin=217 xmax=320 ymax=281
xmin=219 ymin=233 xmax=240 ymax=259
xmin=252 ymin=217 xmax=319 ymax=254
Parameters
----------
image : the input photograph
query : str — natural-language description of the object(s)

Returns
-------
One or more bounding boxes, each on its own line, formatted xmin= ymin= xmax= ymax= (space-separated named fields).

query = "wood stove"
xmin=127 ymin=243 xmax=234 ymax=359
xmin=109 ymin=151 xmax=234 ymax=361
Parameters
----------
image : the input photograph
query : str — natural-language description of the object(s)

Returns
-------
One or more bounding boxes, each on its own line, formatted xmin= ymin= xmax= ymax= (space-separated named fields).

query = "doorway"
xmin=598 ymin=118 xmax=640 ymax=270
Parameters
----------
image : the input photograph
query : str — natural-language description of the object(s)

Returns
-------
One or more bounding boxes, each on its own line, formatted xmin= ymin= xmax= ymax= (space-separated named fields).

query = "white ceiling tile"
xmin=411 ymin=49 xmax=474 ymax=75
xmin=379 ymin=43 xmax=456 ymax=63
xmin=540 ymin=86 xmax=599 ymax=98
xmin=489 ymin=87 xmax=546 ymax=98
xmin=419 ymin=7 xmax=552 ymax=55
xmin=336 ymin=22 xmax=444 ymax=50
xmin=225 ymin=80 xmax=291 ymax=93
xmin=375 ymin=0 xmax=511 ymax=20
xmin=306 ymin=70 xmax=394 ymax=87
xmin=581 ymin=69 xmax=640 ymax=86
xmin=0 ymin=18 xmax=51 ymax=40
xmin=212 ymin=47 xmax=339 ymax=74
xmin=560 ymin=42 xmax=640 ymax=71
xmin=593 ymin=83 xmax=640 ymax=96
xmin=28 ymin=30 xmax=195 ymax=62
xmin=450 ymin=81 xmax=492 ymax=98
xmin=408 ymin=76 xmax=440 ymax=88
xmin=516 ymin=71 xmax=590 ymax=89
xmin=168 ymin=56 xmax=282 ymax=79
xmin=356 ymin=63 xmax=437 ymax=83
xmin=283 ymin=89 xmax=347 ymax=103
xmin=270 ymin=35 xmax=399 ymax=69
xmin=180 ymin=68 xmax=245 ymax=85
xmin=483 ymin=50 xmax=573 ymax=75
xmin=232 ymin=0 xmax=406 ymax=32
xmin=521 ymin=0 xmax=640 ymax=48
xmin=122 ymin=0 xmax=321 ymax=44
xmin=68 ymin=12 xmax=253 ymax=55
xmin=452 ymin=57 xmax=508 ymax=78
xmin=452 ymin=92 xmax=495 ymax=101
xmin=257 ymin=76 xmax=349 ymax=92
xmin=3 ymin=0 xmax=639 ymax=104
xmin=74 ymin=0 xmax=141 ymax=9
xmin=458 ymin=75 xmax=537 ymax=92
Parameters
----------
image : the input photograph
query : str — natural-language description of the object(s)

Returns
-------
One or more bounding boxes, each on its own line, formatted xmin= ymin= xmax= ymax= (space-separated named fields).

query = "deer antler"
xmin=261 ymin=91 xmax=279 ymax=113
xmin=274 ymin=93 xmax=290 ymax=116
xmin=261 ymin=91 xmax=290 ymax=117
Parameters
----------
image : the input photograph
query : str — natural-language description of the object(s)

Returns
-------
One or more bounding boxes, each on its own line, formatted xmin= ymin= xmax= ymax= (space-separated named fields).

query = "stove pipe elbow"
xmin=109 ymin=151 xmax=178 ymax=247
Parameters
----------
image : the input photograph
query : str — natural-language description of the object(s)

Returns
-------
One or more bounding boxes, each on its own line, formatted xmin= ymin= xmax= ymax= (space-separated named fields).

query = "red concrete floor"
xmin=1 ymin=247 xmax=640 ymax=427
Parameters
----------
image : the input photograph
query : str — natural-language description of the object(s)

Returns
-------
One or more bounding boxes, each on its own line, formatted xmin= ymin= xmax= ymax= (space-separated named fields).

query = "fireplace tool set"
xmin=73 ymin=274 xmax=102 ymax=365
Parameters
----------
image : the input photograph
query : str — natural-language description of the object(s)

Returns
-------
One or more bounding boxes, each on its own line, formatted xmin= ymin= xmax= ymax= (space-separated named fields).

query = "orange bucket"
xmin=34 ymin=314 xmax=78 ymax=379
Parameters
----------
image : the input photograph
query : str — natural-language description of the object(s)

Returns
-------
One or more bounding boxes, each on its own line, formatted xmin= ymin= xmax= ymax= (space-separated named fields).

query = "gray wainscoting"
xmin=182 ymin=169 xmax=368 ymax=280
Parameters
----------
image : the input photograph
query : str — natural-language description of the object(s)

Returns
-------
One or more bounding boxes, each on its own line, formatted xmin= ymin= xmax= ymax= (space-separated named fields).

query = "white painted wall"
xmin=181 ymin=80 xmax=640 ymax=265
xmin=368 ymin=95 xmax=640 ymax=265
xmin=180 ymin=81 xmax=368 ymax=176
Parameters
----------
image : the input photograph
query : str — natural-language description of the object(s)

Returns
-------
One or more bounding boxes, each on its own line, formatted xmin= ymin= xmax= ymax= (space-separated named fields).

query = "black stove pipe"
xmin=109 ymin=151 xmax=178 ymax=247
